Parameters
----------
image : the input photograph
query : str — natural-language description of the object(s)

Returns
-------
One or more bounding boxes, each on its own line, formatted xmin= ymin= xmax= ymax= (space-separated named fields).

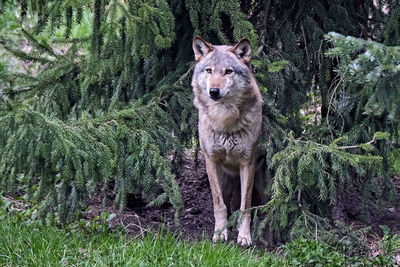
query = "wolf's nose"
xmin=209 ymin=88 xmax=221 ymax=100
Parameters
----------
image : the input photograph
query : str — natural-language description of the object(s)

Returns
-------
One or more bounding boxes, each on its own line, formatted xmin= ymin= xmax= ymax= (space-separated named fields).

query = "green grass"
xmin=0 ymin=211 xmax=280 ymax=266
xmin=0 ymin=210 xmax=397 ymax=266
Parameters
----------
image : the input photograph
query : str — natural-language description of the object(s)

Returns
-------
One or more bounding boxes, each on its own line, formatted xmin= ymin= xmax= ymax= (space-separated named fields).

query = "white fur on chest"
xmin=198 ymin=99 xmax=261 ymax=165
xmin=208 ymin=103 xmax=240 ymax=132
xmin=200 ymin=128 xmax=255 ymax=161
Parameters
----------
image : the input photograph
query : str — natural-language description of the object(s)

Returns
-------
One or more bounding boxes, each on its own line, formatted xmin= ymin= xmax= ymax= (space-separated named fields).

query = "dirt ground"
xmin=87 ymin=152 xmax=400 ymax=254
xmin=88 ymin=153 xmax=216 ymax=241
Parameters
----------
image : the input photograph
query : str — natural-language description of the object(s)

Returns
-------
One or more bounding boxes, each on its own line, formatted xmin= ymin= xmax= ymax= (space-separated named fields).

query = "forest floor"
xmin=87 ymin=152 xmax=400 ymax=257
xmin=88 ymin=152 xmax=215 ymax=242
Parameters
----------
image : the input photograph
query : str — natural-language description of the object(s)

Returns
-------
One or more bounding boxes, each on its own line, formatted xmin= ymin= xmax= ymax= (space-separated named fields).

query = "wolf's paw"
xmin=212 ymin=229 xmax=228 ymax=242
xmin=237 ymin=234 xmax=252 ymax=246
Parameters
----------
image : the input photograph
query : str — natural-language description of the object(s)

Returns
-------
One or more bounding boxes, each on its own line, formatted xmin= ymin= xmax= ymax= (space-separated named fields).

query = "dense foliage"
xmin=1 ymin=0 xmax=400 ymax=246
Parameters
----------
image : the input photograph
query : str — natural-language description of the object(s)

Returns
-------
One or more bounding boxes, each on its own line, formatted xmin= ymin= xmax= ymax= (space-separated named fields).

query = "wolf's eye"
xmin=206 ymin=68 xmax=212 ymax=73
xmin=225 ymin=69 xmax=233 ymax=74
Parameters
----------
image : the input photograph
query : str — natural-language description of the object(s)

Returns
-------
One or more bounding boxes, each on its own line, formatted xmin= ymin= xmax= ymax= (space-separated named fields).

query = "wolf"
xmin=191 ymin=36 xmax=267 ymax=246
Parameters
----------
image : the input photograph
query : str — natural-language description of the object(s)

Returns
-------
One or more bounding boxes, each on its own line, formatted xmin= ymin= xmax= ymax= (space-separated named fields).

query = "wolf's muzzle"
xmin=209 ymin=88 xmax=222 ymax=101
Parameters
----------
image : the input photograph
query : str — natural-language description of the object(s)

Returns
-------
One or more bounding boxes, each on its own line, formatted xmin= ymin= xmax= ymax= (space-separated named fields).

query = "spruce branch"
xmin=336 ymin=136 xmax=376 ymax=150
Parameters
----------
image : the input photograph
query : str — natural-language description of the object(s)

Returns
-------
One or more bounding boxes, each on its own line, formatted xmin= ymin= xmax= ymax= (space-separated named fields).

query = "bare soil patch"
xmin=87 ymin=153 xmax=215 ymax=241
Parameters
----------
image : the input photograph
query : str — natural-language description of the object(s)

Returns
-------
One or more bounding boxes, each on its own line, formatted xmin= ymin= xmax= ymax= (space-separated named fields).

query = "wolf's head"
xmin=192 ymin=36 xmax=253 ymax=102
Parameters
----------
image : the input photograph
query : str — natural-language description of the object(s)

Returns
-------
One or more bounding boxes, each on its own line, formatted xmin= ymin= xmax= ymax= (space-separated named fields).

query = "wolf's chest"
xmin=216 ymin=132 xmax=241 ymax=152
xmin=201 ymin=130 xmax=254 ymax=162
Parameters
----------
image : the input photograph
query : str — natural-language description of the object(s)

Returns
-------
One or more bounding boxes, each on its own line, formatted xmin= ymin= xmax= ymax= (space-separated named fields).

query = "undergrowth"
xmin=1 ymin=200 xmax=399 ymax=266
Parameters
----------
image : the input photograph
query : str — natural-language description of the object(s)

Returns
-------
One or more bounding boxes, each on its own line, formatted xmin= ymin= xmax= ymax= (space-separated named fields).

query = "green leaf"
xmin=374 ymin=131 xmax=390 ymax=141
xmin=359 ymin=143 xmax=374 ymax=152
xmin=267 ymin=60 xmax=289 ymax=73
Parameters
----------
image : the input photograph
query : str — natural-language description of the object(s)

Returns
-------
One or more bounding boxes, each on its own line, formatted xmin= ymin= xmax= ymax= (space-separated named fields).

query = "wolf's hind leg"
xmin=221 ymin=172 xmax=232 ymax=217
xmin=205 ymin=156 xmax=228 ymax=242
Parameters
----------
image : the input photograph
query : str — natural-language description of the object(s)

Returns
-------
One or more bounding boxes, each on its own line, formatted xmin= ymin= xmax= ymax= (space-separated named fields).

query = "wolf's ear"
xmin=231 ymin=39 xmax=251 ymax=64
xmin=193 ymin=36 xmax=214 ymax=61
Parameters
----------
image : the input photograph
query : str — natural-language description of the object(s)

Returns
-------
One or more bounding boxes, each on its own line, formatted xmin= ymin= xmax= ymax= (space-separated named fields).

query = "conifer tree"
xmin=0 ymin=0 xmax=257 ymax=224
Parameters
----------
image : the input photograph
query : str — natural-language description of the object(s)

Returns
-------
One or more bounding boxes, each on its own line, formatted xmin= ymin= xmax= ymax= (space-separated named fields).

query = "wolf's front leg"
xmin=237 ymin=161 xmax=255 ymax=246
xmin=205 ymin=156 xmax=228 ymax=242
